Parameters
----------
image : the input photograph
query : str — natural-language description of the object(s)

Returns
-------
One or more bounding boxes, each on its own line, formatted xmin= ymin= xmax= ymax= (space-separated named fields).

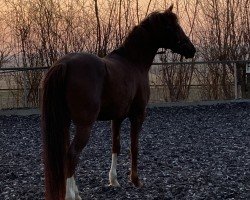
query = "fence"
xmin=0 ymin=67 xmax=47 ymax=109
xmin=149 ymin=60 xmax=250 ymax=102
xmin=0 ymin=60 xmax=250 ymax=109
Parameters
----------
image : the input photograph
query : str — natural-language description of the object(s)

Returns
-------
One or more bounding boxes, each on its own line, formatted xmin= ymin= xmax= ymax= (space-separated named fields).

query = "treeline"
xmin=2 ymin=0 xmax=249 ymax=68
xmin=0 ymin=0 xmax=249 ymax=103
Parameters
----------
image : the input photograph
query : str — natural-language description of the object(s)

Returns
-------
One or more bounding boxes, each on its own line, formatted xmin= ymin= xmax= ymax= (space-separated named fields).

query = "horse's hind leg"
xmin=66 ymin=125 xmax=92 ymax=200
xmin=66 ymin=176 xmax=81 ymax=200
xmin=109 ymin=119 xmax=123 ymax=187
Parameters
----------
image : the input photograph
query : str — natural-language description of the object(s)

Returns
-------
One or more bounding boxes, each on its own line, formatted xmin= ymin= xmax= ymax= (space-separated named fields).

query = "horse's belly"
xmin=97 ymin=102 xmax=131 ymax=121
xmin=97 ymin=111 xmax=116 ymax=121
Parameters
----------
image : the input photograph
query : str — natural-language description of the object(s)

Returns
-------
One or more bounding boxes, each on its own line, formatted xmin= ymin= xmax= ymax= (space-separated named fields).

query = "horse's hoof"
xmin=65 ymin=197 xmax=75 ymax=200
xmin=132 ymin=180 xmax=143 ymax=188
xmin=75 ymin=194 xmax=82 ymax=200
xmin=129 ymin=176 xmax=143 ymax=188
xmin=109 ymin=180 xmax=121 ymax=187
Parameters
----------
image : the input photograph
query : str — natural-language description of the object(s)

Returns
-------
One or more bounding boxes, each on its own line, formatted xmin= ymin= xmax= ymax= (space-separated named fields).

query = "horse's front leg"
xmin=109 ymin=119 xmax=123 ymax=187
xmin=129 ymin=112 xmax=145 ymax=187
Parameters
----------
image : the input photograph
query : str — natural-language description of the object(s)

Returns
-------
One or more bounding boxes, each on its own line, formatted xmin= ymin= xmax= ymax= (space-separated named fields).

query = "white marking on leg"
xmin=65 ymin=176 xmax=82 ymax=200
xmin=65 ymin=176 xmax=75 ymax=200
xmin=74 ymin=179 xmax=82 ymax=200
xmin=109 ymin=153 xmax=120 ymax=187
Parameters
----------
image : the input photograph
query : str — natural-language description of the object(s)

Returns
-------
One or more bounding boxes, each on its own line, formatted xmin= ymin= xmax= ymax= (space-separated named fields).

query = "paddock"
xmin=0 ymin=102 xmax=249 ymax=199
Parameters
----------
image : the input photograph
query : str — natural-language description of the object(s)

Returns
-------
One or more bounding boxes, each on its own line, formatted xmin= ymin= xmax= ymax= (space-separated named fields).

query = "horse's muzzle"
xmin=171 ymin=41 xmax=196 ymax=59
xmin=185 ymin=44 xmax=196 ymax=59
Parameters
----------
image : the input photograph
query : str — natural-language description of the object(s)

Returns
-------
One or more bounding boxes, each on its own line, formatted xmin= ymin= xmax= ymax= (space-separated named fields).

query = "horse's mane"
xmin=110 ymin=11 xmax=178 ymax=57
xmin=125 ymin=11 xmax=178 ymax=45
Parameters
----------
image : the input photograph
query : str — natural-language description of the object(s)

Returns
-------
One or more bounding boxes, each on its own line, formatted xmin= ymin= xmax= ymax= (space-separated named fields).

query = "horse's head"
xmin=145 ymin=5 xmax=196 ymax=59
xmin=162 ymin=5 xmax=196 ymax=58
xmin=168 ymin=6 xmax=196 ymax=58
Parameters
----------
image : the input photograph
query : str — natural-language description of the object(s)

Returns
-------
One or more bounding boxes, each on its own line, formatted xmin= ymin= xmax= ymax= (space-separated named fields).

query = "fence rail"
xmin=0 ymin=60 xmax=250 ymax=109
xmin=153 ymin=60 xmax=250 ymax=65
xmin=0 ymin=60 xmax=249 ymax=71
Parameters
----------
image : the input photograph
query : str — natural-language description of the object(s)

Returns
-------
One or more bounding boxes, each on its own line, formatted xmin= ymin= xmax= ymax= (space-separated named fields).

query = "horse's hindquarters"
xmin=64 ymin=53 xmax=106 ymax=125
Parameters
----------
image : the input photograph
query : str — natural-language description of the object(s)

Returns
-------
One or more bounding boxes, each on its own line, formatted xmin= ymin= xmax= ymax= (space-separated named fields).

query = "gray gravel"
xmin=0 ymin=102 xmax=250 ymax=200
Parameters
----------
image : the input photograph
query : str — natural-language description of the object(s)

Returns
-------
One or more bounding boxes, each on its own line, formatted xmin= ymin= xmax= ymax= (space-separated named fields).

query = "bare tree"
xmin=195 ymin=0 xmax=250 ymax=99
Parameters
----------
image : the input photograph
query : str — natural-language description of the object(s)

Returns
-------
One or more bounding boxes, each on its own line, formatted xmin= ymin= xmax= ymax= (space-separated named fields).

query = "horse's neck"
xmin=114 ymin=45 xmax=158 ymax=71
xmin=114 ymin=28 xmax=158 ymax=71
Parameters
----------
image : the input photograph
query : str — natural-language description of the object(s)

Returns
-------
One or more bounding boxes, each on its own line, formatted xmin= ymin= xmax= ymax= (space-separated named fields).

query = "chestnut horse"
xmin=42 ymin=5 xmax=195 ymax=200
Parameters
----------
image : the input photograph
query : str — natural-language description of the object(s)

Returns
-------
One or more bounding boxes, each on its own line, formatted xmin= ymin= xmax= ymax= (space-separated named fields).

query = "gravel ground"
xmin=0 ymin=102 xmax=250 ymax=200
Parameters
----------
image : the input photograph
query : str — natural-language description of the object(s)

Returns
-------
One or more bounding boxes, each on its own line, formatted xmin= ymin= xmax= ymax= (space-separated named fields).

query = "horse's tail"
xmin=41 ymin=63 xmax=70 ymax=200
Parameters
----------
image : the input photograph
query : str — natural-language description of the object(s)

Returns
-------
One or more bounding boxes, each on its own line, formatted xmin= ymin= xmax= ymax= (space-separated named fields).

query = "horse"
xmin=41 ymin=5 xmax=196 ymax=200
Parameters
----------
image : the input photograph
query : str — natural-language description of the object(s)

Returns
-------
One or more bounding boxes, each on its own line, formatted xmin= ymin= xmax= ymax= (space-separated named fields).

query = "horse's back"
xmin=58 ymin=52 xmax=105 ymax=75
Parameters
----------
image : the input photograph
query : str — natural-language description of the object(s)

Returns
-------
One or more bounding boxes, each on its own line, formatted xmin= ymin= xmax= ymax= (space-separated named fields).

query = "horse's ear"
xmin=165 ymin=4 xmax=174 ymax=13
